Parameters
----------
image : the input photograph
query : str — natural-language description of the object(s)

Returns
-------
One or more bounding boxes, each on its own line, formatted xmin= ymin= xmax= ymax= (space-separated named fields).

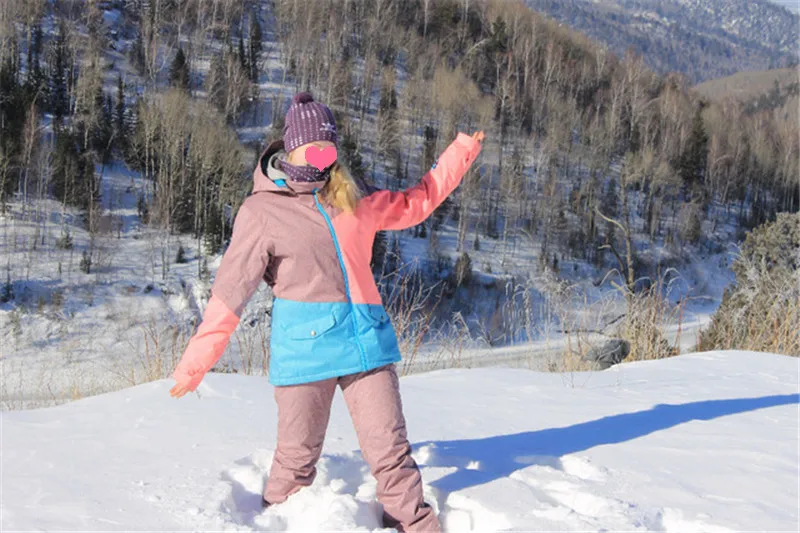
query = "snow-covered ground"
xmin=3 ymin=350 xmax=798 ymax=532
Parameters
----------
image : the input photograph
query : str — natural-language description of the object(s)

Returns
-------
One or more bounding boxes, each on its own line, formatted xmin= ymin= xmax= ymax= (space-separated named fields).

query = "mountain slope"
xmin=3 ymin=351 xmax=798 ymax=531
xmin=525 ymin=0 xmax=799 ymax=83
xmin=770 ymin=0 xmax=800 ymax=14
xmin=693 ymin=67 xmax=799 ymax=101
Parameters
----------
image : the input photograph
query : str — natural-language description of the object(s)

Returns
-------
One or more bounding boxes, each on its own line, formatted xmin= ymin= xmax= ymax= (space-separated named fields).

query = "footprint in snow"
xmin=217 ymin=450 xmax=388 ymax=531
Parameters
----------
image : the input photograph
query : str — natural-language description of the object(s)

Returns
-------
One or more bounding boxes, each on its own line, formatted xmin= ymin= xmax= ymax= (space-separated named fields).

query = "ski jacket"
xmin=172 ymin=132 xmax=482 ymax=389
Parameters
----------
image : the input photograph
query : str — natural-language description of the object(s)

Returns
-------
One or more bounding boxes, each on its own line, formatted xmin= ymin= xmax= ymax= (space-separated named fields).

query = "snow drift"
xmin=2 ymin=350 xmax=798 ymax=531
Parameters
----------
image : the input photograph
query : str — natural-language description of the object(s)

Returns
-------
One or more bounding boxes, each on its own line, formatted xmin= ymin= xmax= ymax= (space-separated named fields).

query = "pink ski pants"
xmin=263 ymin=363 xmax=441 ymax=532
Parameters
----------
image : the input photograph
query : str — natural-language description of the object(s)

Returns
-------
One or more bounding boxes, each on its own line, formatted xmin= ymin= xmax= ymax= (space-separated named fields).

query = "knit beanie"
xmin=283 ymin=92 xmax=338 ymax=153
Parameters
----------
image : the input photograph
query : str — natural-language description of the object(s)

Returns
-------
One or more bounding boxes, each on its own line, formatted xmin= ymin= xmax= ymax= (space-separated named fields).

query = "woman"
xmin=170 ymin=91 xmax=484 ymax=532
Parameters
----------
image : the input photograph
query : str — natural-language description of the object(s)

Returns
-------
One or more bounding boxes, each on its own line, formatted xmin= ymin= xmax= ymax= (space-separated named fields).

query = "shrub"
xmin=51 ymin=289 xmax=65 ymax=309
xmin=1 ymin=271 xmax=13 ymax=303
xmin=137 ymin=194 xmax=150 ymax=224
xmin=175 ymin=244 xmax=187 ymax=264
xmin=678 ymin=201 xmax=703 ymax=244
xmin=371 ymin=231 xmax=388 ymax=272
xmin=454 ymin=252 xmax=473 ymax=287
xmin=699 ymin=212 xmax=800 ymax=356
xmin=80 ymin=250 xmax=92 ymax=274
xmin=199 ymin=257 xmax=210 ymax=283
xmin=55 ymin=229 xmax=74 ymax=250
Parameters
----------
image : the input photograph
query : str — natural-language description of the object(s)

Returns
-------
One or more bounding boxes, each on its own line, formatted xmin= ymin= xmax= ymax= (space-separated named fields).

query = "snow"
xmin=770 ymin=0 xmax=800 ymax=14
xmin=3 ymin=350 xmax=798 ymax=531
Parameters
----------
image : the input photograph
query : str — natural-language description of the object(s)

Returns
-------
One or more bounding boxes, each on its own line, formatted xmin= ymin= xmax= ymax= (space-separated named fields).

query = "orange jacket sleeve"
xmin=171 ymin=201 xmax=271 ymax=391
xmin=359 ymin=132 xmax=482 ymax=231
xmin=171 ymin=295 xmax=240 ymax=391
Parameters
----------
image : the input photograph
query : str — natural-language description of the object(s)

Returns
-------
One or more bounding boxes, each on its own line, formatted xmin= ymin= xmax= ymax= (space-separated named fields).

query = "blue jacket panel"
xmin=269 ymin=298 xmax=402 ymax=386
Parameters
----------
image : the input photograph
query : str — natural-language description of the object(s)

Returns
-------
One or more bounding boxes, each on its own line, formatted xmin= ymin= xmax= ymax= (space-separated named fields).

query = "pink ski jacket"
xmin=172 ymin=132 xmax=482 ymax=389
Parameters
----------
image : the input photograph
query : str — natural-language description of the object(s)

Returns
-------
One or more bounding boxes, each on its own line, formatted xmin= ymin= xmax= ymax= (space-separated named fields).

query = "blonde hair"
xmin=285 ymin=147 xmax=362 ymax=213
xmin=322 ymin=161 xmax=362 ymax=214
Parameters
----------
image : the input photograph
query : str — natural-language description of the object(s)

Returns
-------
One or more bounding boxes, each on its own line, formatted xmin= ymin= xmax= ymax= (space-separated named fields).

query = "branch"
xmin=598 ymin=243 xmax=626 ymax=285
xmin=595 ymin=207 xmax=628 ymax=236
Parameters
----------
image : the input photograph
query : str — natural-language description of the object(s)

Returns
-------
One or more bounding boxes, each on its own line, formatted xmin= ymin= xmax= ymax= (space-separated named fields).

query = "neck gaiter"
xmin=279 ymin=158 xmax=332 ymax=183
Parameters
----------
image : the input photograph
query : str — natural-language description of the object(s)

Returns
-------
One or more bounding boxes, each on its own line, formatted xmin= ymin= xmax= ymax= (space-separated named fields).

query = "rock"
xmin=584 ymin=339 xmax=630 ymax=369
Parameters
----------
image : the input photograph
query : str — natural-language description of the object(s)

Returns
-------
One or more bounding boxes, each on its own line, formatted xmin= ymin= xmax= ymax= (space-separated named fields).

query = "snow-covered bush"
xmin=699 ymin=212 xmax=800 ymax=356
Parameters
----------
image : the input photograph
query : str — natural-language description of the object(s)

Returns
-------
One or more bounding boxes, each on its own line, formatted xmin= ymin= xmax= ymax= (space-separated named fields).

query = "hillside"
xmin=1 ymin=0 xmax=798 ymax=407
xmin=3 ymin=351 xmax=798 ymax=531
xmin=693 ymin=67 xmax=800 ymax=101
xmin=771 ymin=0 xmax=800 ymax=14
xmin=525 ymin=0 xmax=799 ymax=83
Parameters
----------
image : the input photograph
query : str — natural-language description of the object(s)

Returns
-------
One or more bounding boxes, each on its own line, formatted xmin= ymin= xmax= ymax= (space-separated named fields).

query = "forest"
xmin=0 ymin=0 xmax=797 ymax=368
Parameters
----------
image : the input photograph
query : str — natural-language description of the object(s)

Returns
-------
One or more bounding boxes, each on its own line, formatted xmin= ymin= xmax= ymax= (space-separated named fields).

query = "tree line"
xmin=0 ymin=0 xmax=797 ymax=292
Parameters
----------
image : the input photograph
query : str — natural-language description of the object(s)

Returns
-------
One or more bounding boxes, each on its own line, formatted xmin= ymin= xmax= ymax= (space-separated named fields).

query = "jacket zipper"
xmin=312 ymin=190 xmax=368 ymax=371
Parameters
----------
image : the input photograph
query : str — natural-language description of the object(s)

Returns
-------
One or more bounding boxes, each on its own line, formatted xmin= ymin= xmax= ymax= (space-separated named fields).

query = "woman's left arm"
xmin=359 ymin=132 xmax=483 ymax=231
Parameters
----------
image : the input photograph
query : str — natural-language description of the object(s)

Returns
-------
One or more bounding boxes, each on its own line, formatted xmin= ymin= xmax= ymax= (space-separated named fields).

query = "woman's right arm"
xmin=171 ymin=200 xmax=271 ymax=394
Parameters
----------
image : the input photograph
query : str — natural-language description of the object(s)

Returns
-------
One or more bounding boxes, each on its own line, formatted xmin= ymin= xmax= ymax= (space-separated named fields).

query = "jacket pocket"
xmin=283 ymin=313 xmax=337 ymax=340
xmin=366 ymin=306 xmax=390 ymax=325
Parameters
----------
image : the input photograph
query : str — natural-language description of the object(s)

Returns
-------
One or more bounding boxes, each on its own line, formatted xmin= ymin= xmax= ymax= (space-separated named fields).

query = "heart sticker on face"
xmin=305 ymin=146 xmax=337 ymax=171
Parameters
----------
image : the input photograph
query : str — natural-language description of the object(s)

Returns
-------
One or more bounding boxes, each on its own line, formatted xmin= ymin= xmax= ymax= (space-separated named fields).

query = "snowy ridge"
xmin=3 ymin=351 xmax=798 ymax=531
xmin=525 ymin=0 xmax=799 ymax=83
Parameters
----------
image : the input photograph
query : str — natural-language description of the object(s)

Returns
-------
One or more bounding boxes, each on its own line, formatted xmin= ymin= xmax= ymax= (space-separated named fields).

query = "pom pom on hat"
xmin=292 ymin=92 xmax=314 ymax=105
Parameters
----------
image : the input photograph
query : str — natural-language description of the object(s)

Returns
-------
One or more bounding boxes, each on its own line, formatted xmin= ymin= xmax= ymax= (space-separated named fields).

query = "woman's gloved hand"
xmin=169 ymin=295 xmax=241 ymax=399
xmin=170 ymin=375 xmax=201 ymax=398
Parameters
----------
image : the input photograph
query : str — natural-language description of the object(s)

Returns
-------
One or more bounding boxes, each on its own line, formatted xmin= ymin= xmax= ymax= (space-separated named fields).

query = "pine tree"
xmin=169 ymin=48 xmax=190 ymax=92
xmin=80 ymin=250 xmax=92 ymax=274
xmin=678 ymin=106 xmax=709 ymax=195
xmin=204 ymin=204 xmax=226 ymax=255
xmin=379 ymin=81 xmax=398 ymax=113
xmin=339 ymin=127 xmax=365 ymax=180
xmin=248 ymin=15 xmax=263 ymax=83
xmin=137 ymin=193 xmax=150 ymax=224
xmin=90 ymin=82 xmax=113 ymax=161
xmin=115 ymin=74 xmax=126 ymax=152
xmin=130 ymin=30 xmax=145 ymax=75
xmin=50 ymin=21 xmax=69 ymax=121
xmin=78 ymin=151 xmax=102 ymax=231
xmin=0 ymin=46 xmax=26 ymax=209
xmin=377 ymin=74 xmax=400 ymax=165
xmin=125 ymin=99 xmax=141 ymax=170
xmin=175 ymin=243 xmax=187 ymax=263
xmin=238 ymin=34 xmax=248 ymax=74
xmin=26 ymin=24 xmax=45 ymax=94
xmin=422 ymin=125 xmax=437 ymax=171
xmin=52 ymin=129 xmax=99 ymax=215
xmin=173 ymin=180 xmax=196 ymax=234
xmin=371 ymin=231 xmax=388 ymax=272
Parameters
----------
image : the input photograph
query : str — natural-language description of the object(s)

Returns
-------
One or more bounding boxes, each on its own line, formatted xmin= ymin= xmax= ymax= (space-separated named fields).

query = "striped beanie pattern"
xmin=283 ymin=92 xmax=338 ymax=153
